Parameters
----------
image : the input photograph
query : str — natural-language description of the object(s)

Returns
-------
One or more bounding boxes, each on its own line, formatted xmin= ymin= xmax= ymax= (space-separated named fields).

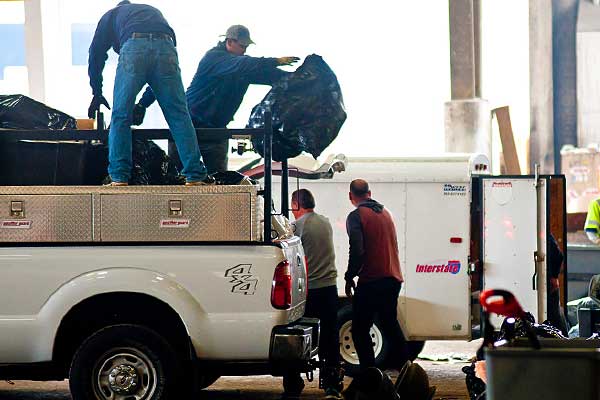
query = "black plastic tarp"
xmin=0 ymin=94 xmax=77 ymax=130
xmin=248 ymin=54 xmax=346 ymax=161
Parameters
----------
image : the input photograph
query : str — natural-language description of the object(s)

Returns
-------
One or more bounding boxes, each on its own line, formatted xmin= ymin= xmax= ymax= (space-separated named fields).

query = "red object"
xmin=480 ymin=289 xmax=526 ymax=319
xmin=450 ymin=237 xmax=463 ymax=243
xmin=271 ymin=260 xmax=292 ymax=309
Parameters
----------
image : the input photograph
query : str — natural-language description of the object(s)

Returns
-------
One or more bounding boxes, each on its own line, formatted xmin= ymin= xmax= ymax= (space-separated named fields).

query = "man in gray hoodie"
xmin=282 ymin=188 xmax=342 ymax=400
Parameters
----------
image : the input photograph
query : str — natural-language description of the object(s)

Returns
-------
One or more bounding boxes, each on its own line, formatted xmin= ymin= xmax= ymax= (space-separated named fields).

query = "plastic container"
xmin=486 ymin=338 xmax=600 ymax=400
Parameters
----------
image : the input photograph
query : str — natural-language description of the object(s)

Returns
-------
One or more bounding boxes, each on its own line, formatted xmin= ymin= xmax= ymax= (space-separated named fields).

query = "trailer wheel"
xmin=337 ymin=305 xmax=388 ymax=377
xmin=337 ymin=306 xmax=426 ymax=377
xmin=69 ymin=324 xmax=183 ymax=400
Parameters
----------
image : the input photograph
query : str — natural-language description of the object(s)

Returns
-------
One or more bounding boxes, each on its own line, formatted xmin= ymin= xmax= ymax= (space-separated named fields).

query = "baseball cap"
xmin=224 ymin=25 xmax=255 ymax=46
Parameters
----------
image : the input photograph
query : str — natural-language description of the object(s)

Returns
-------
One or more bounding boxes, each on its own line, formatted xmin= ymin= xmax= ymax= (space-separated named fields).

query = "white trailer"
xmin=275 ymin=154 xmax=566 ymax=374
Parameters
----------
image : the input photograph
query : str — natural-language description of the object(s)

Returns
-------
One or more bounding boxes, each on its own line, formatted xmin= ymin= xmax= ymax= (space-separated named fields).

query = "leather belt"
xmin=132 ymin=32 xmax=172 ymax=41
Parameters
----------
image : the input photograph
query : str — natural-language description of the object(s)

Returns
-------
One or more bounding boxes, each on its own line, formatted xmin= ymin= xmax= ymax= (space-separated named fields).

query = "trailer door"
xmin=403 ymin=182 xmax=471 ymax=340
xmin=482 ymin=177 xmax=547 ymax=325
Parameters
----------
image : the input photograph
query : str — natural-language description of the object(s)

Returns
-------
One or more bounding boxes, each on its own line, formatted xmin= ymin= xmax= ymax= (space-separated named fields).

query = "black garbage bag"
xmin=211 ymin=170 xmax=257 ymax=185
xmin=462 ymin=363 xmax=486 ymax=400
xmin=395 ymin=361 xmax=436 ymax=400
xmin=126 ymin=139 xmax=183 ymax=185
xmin=248 ymin=54 xmax=346 ymax=161
xmin=498 ymin=312 xmax=567 ymax=341
xmin=0 ymin=94 xmax=77 ymax=130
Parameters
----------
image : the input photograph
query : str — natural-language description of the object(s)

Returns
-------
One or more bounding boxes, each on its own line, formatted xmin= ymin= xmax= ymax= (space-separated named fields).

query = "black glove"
xmin=88 ymin=95 xmax=111 ymax=119
xmin=132 ymin=103 xmax=146 ymax=126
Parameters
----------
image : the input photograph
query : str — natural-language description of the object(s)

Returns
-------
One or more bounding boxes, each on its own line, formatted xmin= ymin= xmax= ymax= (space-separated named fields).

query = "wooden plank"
xmin=493 ymin=106 xmax=522 ymax=175
xmin=549 ymin=177 xmax=567 ymax=309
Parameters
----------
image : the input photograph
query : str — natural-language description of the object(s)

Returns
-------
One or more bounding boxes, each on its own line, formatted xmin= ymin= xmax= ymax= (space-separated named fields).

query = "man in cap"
xmin=133 ymin=25 xmax=299 ymax=174
xmin=87 ymin=0 xmax=212 ymax=186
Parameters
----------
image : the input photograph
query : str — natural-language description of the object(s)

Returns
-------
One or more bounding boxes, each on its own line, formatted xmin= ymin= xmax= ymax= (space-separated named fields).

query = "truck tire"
xmin=69 ymin=324 xmax=184 ymax=400
xmin=338 ymin=305 xmax=389 ymax=377
xmin=337 ymin=306 xmax=425 ymax=377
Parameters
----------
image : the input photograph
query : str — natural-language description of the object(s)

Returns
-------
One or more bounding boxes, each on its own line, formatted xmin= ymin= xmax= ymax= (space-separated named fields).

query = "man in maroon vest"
xmin=345 ymin=178 xmax=406 ymax=373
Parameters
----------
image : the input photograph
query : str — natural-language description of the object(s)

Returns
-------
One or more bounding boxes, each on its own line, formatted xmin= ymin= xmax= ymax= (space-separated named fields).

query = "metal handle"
xmin=169 ymin=200 xmax=182 ymax=216
xmin=10 ymin=201 xmax=24 ymax=218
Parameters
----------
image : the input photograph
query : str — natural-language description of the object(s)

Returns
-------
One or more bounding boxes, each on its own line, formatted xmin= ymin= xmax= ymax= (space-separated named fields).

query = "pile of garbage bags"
xmin=0 ymin=94 xmax=77 ymax=130
xmin=0 ymin=94 xmax=190 ymax=185
xmin=248 ymin=54 xmax=346 ymax=161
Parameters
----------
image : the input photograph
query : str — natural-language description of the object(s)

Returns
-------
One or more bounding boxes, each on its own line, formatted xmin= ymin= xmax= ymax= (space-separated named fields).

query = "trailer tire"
xmin=337 ymin=306 xmax=426 ymax=377
xmin=69 ymin=324 xmax=184 ymax=400
xmin=338 ymin=305 xmax=389 ymax=377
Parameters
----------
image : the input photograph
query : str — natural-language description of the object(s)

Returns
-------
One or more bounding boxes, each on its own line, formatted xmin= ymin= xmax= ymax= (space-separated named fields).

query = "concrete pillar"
xmin=445 ymin=99 xmax=491 ymax=156
xmin=23 ymin=0 xmax=45 ymax=102
xmin=553 ymin=0 xmax=579 ymax=172
xmin=529 ymin=0 xmax=555 ymax=173
xmin=446 ymin=0 xmax=491 ymax=158
xmin=23 ymin=0 xmax=72 ymax=107
xmin=449 ymin=0 xmax=480 ymax=99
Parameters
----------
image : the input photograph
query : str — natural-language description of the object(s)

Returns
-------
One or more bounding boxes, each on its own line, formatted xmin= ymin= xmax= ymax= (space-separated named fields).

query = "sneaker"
xmin=103 ymin=181 xmax=128 ymax=186
xmin=185 ymin=175 xmax=216 ymax=186
xmin=324 ymin=387 xmax=344 ymax=399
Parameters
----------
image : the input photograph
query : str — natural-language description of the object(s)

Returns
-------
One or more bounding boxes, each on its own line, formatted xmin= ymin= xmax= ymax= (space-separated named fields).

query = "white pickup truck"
xmin=0 ymin=124 xmax=318 ymax=399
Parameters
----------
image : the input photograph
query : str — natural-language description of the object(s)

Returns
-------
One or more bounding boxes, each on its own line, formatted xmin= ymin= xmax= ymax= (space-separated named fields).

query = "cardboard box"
xmin=76 ymin=119 xmax=94 ymax=130
xmin=561 ymin=145 xmax=600 ymax=212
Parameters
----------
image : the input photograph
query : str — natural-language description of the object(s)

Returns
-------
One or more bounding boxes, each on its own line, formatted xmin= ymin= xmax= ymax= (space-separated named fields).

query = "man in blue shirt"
xmin=133 ymin=25 xmax=299 ymax=174
xmin=88 ymin=0 xmax=211 ymax=186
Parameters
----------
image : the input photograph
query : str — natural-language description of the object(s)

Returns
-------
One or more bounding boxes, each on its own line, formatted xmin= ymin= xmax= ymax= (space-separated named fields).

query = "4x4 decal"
xmin=225 ymin=264 xmax=258 ymax=295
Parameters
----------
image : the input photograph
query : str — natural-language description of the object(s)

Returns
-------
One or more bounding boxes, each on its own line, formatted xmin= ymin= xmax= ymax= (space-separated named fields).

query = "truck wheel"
xmin=337 ymin=305 xmax=389 ymax=377
xmin=69 ymin=324 xmax=183 ymax=400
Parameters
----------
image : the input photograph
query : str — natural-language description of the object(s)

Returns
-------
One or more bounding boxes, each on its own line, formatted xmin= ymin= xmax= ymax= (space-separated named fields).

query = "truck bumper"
xmin=269 ymin=317 xmax=320 ymax=375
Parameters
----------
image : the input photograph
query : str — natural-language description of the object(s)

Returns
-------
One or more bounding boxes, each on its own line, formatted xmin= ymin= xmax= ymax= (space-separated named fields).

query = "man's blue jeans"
xmin=109 ymin=37 xmax=207 ymax=183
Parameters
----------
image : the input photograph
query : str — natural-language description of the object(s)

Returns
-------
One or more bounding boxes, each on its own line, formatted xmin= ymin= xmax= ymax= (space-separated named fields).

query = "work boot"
xmin=357 ymin=367 xmax=400 ymax=400
xmin=320 ymin=365 xmax=344 ymax=393
xmin=323 ymin=387 xmax=343 ymax=399
xmin=185 ymin=175 xmax=216 ymax=186
xmin=281 ymin=374 xmax=305 ymax=400
xmin=103 ymin=181 xmax=128 ymax=186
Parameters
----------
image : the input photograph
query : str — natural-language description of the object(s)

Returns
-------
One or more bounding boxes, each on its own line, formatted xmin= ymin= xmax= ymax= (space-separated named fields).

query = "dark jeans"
xmin=197 ymin=136 xmax=228 ymax=175
xmin=547 ymin=288 xmax=568 ymax=335
xmin=353 ymin=277 xmax=406 ymax=372
xmin=283 ymin=285 xmax=341 ymax=393
xmin=170 ymin=127 xmax=228 ymax=175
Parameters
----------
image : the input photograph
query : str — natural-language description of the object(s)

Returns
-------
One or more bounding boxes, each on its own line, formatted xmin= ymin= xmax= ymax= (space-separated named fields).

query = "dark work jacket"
xmin=345 ymin=199 xmax=403 ymax=285
xmin=88 ymin=3 xmax=176 ymax=96
xmin=140 ymin=41 xmax=286 ymax=127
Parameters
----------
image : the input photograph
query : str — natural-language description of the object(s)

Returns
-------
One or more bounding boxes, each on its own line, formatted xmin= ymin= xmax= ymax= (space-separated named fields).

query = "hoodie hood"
xmin=358 ymin=198 xmax=384 ymax=213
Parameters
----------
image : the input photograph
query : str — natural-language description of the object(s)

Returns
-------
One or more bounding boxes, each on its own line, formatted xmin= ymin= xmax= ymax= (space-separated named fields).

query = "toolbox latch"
xmin=10 ymin=201 xmax=24 ymax=218
xmin=169 ymin=200 xmax=182 ymax=216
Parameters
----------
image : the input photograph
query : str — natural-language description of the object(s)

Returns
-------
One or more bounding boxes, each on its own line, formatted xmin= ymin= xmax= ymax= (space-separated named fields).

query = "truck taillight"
xmin=271 ymin=260 xmax=292 ymax=309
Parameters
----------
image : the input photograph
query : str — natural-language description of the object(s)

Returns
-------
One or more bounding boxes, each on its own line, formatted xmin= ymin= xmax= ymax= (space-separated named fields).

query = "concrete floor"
xmin=0 ymin=341 xmax=479 ymax=399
